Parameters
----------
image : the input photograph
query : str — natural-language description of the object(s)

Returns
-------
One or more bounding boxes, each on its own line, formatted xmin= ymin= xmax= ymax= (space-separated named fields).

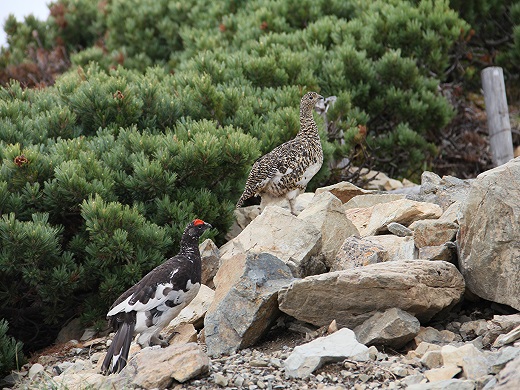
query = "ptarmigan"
xmin=101 ymin=219 xmax=212 ymax=375
xmin=236 ymin=91 xmax=324 ymax=213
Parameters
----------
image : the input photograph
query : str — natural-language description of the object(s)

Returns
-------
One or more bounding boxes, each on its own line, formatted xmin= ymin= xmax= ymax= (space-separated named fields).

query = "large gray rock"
xmin=55 ymin=318 xmax=84 ymax=344
xmin=204 ymin=252 xmax=294 ymax=357
xmin=219 ymin=206 xmax=322 ymax=276
xmin=458 ymin=157 xmax=520 ymax=310
xmin=278 ymin=260 xmax=465 ymax=329
xmin=487 ymin=347 xmax=520 ymax=374
xmin=297 ymin=191 xmax=359 ymax=267
xmin=284 ymin=328 xmax=368 ymax=378
xmin=354 ymin=308 xmax=421 ymax=349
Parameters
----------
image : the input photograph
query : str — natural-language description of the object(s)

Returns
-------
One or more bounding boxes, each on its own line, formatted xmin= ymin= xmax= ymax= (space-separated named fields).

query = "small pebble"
xmin=250 ymin=359 xmax=269 ymax=367
xmin=213 ymin=372 xmax=228 ymax=387
xmin=234 ymin=375 xmax=245 ymax=387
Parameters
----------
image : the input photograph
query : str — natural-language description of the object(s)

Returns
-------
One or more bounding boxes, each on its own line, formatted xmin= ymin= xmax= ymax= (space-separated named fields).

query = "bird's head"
xmin=185 ymin=219 xmax=213 ymax=238
xmin=300 ymin=91 xmax=324 ymax=111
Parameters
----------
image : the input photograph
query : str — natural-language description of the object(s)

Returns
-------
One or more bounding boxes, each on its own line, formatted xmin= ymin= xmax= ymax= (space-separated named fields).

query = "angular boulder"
xmin=418 ymin=244 xmax=456 ymax=262
xmin=413 ymin=171 xmax=472 ymax=211
xmin=332 ymin=235 xmax=416 ymax=270
xmin=363 ymin=235 xmax=416 ymax=262
xmin=332 ymin=236 xmax=388 ymax=270
xmin=278 ymin=260 xmax=465 ymax=329
xmin=458 ymin=157 xmax=520 ymax=310
xmin=204 ymin=252 xmax=294 ymax=357
xmin=354 ymin=308 xmax=420 ymax=349
xmin=410 ymin=219 xmax=458 ymax=248
xmin=219 ymin=206 xmax=321 ymax=276
xmin=297 ymin=191 xmax=359 ymax=267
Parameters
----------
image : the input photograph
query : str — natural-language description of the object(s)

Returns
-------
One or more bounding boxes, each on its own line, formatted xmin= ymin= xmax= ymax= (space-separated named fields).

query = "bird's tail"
xmin=236 ymin=187 xmax=256 ymax=208
xmin=101 ymin=320 xmax=135 ymax=375
xmin=236 ymin=194 xmax=247 ymax=208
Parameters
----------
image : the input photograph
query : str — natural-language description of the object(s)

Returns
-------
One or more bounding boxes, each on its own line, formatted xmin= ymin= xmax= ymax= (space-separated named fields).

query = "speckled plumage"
xmin=236 ymin=92 xmax=324 ymax=212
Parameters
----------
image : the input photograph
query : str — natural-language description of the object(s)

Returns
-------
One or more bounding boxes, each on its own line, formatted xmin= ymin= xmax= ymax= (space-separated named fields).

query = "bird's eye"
xmin=309 ymin=96 xmax=313 ymax=100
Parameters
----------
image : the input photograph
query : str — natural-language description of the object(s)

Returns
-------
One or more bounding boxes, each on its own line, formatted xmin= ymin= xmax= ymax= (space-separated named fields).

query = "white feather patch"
xmin=295 ymin=161 xmax=321 ymax=187
xmin=107 ymin=282 xmax=175 ymax=316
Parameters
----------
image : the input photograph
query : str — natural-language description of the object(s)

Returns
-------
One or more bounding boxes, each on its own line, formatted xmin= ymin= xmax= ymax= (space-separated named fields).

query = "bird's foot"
xmin=150 ymin=334 xmax=169 ymax=348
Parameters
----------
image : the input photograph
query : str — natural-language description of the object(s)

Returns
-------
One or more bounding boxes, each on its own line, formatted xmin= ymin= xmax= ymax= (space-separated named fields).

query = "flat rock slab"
xmin=118 ymin=343 xmax=209 ymax=388
xmin=284 ymin=328 xmax=368 ymax=378
xmin=315 ymin=181 xmax=373 ymax=203
xmin=278 ymin=260 xmax=465 ymax=329
xmin=345 ymin=199 xmax=442 ymax=237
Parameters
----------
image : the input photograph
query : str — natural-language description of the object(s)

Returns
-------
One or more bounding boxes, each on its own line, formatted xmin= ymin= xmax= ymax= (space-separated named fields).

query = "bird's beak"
xmin=204 ymin=222 xmax=213 ymax=230
xmin=318 ymin=95 xmax=324 ymax=100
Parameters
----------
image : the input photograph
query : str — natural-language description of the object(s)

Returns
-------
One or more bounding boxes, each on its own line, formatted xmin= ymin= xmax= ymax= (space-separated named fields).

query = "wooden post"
xmin=481 ymin=67 xmax=514 ymax=167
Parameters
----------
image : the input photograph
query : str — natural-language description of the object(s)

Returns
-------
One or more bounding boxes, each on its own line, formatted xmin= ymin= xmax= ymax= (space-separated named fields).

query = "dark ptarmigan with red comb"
xmin=236 ymin=92 xmax=324 ymax=213
xmin=101 ymin=219 xmax=212 ymax=375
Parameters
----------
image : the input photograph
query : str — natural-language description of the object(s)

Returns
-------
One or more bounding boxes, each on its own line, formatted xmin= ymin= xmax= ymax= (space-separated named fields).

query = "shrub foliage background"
xmin=0 ymin=0 xmax=516 ymax=356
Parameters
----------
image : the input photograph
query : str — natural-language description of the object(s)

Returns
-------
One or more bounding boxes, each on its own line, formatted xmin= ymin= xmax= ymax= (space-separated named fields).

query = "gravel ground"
xmin=172 ymin=327 xmax=421 ymax=390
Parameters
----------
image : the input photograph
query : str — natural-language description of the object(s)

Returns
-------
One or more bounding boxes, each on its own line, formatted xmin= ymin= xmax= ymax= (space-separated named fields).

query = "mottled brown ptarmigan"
xmin=236 ymin=91 xmax=324 ymax=214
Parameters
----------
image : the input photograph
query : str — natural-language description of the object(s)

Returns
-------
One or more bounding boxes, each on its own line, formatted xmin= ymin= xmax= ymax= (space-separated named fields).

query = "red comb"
xmin=193 ymin=219 xmax=205 ymax=226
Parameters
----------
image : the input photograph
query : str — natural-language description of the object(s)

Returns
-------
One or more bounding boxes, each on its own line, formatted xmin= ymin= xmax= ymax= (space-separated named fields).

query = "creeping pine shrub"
xmin=0 ymin=320 xmax=25 ymax=377
xmin=0 ymin=66 xmax=265 ymax=348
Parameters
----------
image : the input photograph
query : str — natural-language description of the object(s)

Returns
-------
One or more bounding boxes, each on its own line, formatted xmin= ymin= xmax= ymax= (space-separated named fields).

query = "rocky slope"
xmin=6 ymin=158 xmax=520 ymax=389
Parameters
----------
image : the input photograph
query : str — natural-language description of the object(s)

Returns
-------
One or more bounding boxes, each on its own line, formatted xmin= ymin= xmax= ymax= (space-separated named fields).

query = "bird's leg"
xmin=289 ymin=199 xmax=296 ymax=215
xmin=150 ymin=334 xmax=169 ymax=347
xmin=166 ymin=331 xmax=180 ymax=343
